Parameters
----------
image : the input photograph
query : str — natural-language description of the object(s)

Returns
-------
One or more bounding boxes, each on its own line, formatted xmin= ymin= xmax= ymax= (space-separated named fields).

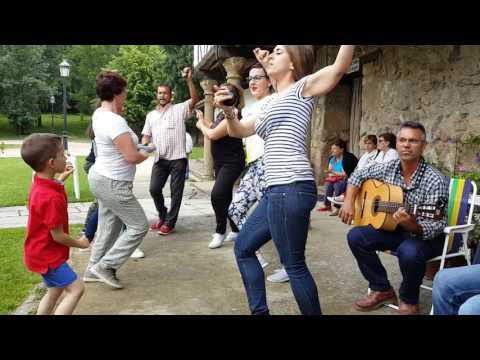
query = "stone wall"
xmin=311 ymin=45 xmax=353 ymax=183
xmin=310 ymin=45 xmax=480 ymax=185
xmin=310 ymin=83 xmax=351 ymax=183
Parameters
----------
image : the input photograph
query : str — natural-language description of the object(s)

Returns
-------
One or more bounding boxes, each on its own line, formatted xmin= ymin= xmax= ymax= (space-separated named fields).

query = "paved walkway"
xmin=4 ymin=141 xmax=435 ymax=315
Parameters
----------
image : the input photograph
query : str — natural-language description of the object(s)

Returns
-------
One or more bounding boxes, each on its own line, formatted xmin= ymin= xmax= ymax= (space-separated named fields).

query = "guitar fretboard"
xmin=375 ymin=200 xmax=444 ymax=219
xmin=375 ymin=201 xmax=414 ymax=214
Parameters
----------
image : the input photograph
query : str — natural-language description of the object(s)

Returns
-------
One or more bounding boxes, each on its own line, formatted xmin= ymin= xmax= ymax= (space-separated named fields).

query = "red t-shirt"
xmin=24 ymin=175 xmax=70 ymax=274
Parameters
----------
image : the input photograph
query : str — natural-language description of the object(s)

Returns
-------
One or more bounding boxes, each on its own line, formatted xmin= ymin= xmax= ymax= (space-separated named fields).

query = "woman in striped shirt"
xmin=214 ymin=45 xmax=355 ymax=315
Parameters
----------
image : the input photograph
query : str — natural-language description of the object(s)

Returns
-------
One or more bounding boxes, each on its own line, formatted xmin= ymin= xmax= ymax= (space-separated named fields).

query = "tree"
xmin=39 ymin=45 xmax=72 ymax=113
xmin=160 ymin=45 xmax=196 ymax=103
xmin=108 ymin=45 xmax=166 ymax=134
xmin=0 ymin=45 xmax=50 ymax=134
xmin=66 ymin=45 xmax=120 ymax=118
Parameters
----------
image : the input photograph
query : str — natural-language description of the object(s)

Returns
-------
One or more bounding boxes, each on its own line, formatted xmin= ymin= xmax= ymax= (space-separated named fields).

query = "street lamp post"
xmin=59 ymin=60 xmax=71 ymax=151
xmin=58 ymin=59 xmax=80 ymax=199
xmin=50 ymin=95 xmax=55 ymax=130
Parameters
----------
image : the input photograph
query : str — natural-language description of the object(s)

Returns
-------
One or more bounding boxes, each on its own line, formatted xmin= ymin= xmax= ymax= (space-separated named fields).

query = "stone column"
xmin=222 ymin=57 xmax=247 ymax=109
xmin=200 ymin=79 xmax=217 ymax=179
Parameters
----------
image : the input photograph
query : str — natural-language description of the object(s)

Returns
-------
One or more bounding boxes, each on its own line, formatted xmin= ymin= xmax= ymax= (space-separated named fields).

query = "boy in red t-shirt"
xmin=21 ymin=134 xmax=89 ymax=315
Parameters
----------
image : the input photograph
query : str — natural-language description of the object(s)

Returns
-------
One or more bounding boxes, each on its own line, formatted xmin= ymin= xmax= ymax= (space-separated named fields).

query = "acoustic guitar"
xmin=353 ymin=179 xmax=445 ymax=231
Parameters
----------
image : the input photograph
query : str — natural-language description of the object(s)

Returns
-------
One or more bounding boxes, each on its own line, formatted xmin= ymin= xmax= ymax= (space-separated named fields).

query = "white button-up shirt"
xmin=142 ymin=100 xmax=192 ymax=162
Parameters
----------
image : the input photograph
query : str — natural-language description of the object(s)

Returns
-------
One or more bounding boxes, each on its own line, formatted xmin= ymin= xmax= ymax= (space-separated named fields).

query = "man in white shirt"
xmin=141 ymin=67 xmax=199 ymax=235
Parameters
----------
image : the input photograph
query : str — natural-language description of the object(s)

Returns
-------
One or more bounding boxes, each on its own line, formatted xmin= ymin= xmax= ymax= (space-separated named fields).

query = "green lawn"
xmin=190 ymin=147 xmax=203 ymax=160
xmin=0 ymin=144 xmax=20 ymax=149
xmin=0 ymin=156 xmax=94 ymax=207
xmin=0 ymin=113 xmax=91 ymax=142
xmin=0 ymin=224 xmax=83 ymax=314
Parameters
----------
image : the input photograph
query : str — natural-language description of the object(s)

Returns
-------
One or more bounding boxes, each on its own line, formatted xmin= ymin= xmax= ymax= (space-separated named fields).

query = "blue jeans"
xmin=347 ymin=225 xmax=444 ymax=304
xmin=432 ymin=264 xmax=480 ymax=315
xmin=234 ymin=180 xmax=321 ymax=315
xmin=84 ymin=207 xmax=98 ymax=242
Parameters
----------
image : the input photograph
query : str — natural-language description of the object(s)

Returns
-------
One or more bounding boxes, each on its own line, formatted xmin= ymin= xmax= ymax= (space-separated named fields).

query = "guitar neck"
xmin=376 ymin=201 xmax=414 ymax=214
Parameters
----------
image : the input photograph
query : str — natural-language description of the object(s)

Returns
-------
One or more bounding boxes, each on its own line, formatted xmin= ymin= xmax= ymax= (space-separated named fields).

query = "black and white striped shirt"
xmin=255 ymin=77 xmax=315 ymax=187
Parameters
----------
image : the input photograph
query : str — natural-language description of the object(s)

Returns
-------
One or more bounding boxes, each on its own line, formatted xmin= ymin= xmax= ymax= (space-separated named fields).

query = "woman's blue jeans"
xmin=234 ymin=180 xmax=321 ymax=315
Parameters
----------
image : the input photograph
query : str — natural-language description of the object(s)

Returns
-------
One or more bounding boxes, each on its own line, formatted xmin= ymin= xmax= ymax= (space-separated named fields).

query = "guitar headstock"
xmin=411 ymin=200 xmax=446 ymax=220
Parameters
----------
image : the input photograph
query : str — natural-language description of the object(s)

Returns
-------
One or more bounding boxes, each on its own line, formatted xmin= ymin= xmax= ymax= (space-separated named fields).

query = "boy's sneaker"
xmin=256 ymin=252 xmax=270 ymax=269
xmin=267 ymin=267 xmax=290 ymax=283
xmin=209 ymin=233 xmax=226 ymax=249
xmin=90 ymin=263 xmax=123 ymax=289
xmin=224 ymin=231 xmax=239 ymax=242
xmin=83 ymin=267 xmax=102 ymax=283
xmin=130 ymin=248 xmax=145 ymax=259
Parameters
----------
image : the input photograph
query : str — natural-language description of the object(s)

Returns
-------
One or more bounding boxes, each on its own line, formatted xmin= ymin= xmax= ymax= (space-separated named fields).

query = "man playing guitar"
xmin=339 ymin=121 xmax=448 ymax=315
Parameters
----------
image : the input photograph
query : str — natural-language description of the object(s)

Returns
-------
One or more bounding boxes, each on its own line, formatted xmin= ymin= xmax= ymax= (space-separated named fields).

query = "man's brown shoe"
xmin=354 ymin=288 xmax=398 ymax=312
xmin=399 ymin=301 xmax=418 ymax=315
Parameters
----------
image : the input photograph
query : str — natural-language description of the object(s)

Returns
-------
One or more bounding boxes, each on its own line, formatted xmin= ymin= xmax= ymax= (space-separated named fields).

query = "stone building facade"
xmin=311 ymin=45 xmax=480 ymax=185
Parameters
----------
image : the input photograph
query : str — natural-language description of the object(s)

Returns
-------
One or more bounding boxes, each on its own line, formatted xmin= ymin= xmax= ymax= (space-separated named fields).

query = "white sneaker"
xmin=267 ymin=267 xmax=289 ymax=283
xmin=209 ymin=233 xmax=226 ymax=249
xmin=224 ymin=231 xmax=239 ymax=242
xmin=256 ymin=252 xmax=270 ymax=269
xmin=327 ymin=195 xmax=345 ymax=205
xmin=130 ymin=248 xmax=145 ymax=259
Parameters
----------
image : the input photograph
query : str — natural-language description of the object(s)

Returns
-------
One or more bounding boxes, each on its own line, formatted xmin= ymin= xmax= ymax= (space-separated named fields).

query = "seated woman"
xmin=195 ymin=84 xmax=245 ymax=249
xmin=328 ymin=135 xmax=380 ymax=206
xmin=317 ymin=139 xmax=358 ymax=215
xmin=375 ymin=132 xmax=399 ymax=164
xmin=357 ymin=134 xmax=380 ymax=170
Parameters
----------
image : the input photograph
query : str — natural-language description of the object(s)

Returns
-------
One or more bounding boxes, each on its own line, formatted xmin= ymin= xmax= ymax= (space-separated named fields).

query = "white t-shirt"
xmin=375 ymin=148 xmax=399 ymax=164
xmin=357 ymin=149 xmax=380 ymax=169
xmin=242 ymin=94 xmax=275 ymax=164
xmin=91 ymin=108 xmax=139 ymax=182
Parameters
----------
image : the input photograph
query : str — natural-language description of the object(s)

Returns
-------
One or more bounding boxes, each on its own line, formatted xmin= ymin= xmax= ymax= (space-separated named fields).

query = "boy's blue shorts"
xmin=42 ymin=262 xmax=78 ymax=288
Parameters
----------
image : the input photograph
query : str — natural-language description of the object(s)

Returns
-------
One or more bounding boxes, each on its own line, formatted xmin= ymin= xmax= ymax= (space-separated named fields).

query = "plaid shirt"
xmin=348 ymin=158 xmax=448 ymax=241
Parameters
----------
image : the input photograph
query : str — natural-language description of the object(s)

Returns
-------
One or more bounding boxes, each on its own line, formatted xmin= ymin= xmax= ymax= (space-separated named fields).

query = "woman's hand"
xmin=253 ymin=48 xmax=270 ymax=69
xmin=195 ymin=119 xmax=203 ymax=131
xmin=195 ymin=110 xmax=205 ymax=130
xmin=213 ymin=85 xmax=235 ymax=113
